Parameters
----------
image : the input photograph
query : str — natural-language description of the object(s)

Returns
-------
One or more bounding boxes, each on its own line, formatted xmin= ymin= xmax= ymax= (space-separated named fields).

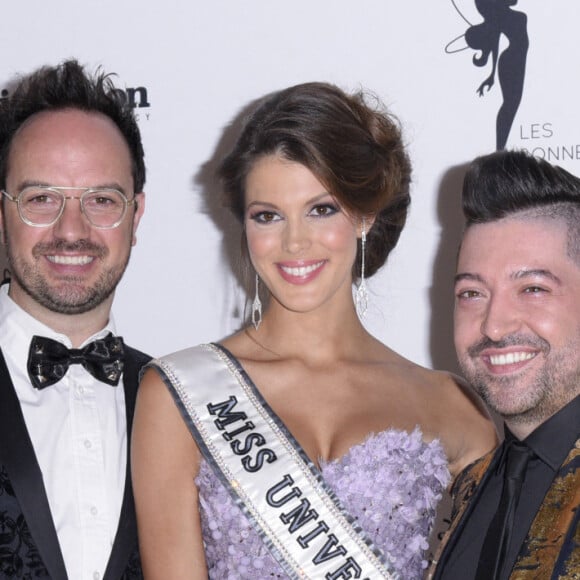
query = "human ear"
xmin=357 ymin=214 xmax=376 ymax=238
xmin=130 ymin=192 xmax=146 ymax=246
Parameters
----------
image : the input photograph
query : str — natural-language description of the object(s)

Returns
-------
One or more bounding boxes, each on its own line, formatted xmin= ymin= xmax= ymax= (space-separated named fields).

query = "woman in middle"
xmin=132 ymin=82 xmax=497 ymax=579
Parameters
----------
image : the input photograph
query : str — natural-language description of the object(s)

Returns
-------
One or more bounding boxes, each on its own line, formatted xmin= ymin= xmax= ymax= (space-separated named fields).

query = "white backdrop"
xmin=1 ymin=1 xmax=578 ymax=373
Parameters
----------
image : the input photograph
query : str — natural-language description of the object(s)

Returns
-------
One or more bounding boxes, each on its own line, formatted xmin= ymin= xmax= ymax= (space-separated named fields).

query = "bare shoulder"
xmin=418 ymin=367 xmax=498 ymax=477
xmin=134 ymin=366 xmax=199 ymax=462
xmin=219 ymin=331 xmax=248 ymax=355
xmin=378 ymin=349 xmax=498 ymax=478
xmin=219 ymin=329 xmax=275 ymax=363
xmin=137 ymin=366 xmax=176 ymax=417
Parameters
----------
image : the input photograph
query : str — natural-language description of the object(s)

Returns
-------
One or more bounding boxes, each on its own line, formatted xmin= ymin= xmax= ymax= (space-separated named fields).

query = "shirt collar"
xmin=0 ymin=283 xmax=116 ymax=350
xmin=504 ymin=395 xmax=580 ymax=471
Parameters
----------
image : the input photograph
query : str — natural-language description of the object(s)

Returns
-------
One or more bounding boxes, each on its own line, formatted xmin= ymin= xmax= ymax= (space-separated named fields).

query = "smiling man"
xmin=0 ymin=60 xmax=149 ymax=580
xmin=431 ymin=150 xmax=580 ymax=580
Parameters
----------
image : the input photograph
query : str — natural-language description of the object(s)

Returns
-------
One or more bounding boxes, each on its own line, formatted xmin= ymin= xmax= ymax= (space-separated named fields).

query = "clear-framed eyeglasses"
xmin=1 ymin=186 xmax=137 ymax=229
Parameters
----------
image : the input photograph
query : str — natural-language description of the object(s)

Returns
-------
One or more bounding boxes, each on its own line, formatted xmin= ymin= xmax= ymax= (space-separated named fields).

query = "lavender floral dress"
xmin=196 ymin=427 xmax=450 ymax=579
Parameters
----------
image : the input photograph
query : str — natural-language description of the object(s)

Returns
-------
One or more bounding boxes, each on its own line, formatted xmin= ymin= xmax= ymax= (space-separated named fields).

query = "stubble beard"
xmin=6 ymin=239 xmax=132 ymax=315
xmin=460 ymin=335 xmax=580 ymax=430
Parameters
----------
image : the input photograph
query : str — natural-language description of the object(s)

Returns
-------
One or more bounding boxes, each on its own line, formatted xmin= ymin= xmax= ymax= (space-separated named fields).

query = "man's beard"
xmin=460 ymin=333 xmax=580 ymax=428
xmin=6 ymin=238 xmax=131 ymax=315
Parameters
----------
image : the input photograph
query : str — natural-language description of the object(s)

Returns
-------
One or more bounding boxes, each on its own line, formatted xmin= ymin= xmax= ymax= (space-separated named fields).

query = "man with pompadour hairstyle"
xmin=431 ymin=149 xmax=580 ymax=580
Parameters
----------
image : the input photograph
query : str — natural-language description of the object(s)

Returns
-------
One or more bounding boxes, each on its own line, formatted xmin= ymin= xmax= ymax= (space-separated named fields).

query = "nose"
xmin=282 ymin=219 xmax=311 ymax=254
xmin=52 ymin=196 xmax=91 ymax=240
xmin=480 ymin=293 xmax=521 ymax=342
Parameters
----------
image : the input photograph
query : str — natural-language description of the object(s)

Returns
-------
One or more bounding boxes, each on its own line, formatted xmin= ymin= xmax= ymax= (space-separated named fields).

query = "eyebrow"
xmin=15 ymin=180 xmax=128 ymax=194
xmin=246 ymin=191 xmax=333 ymax=211
xmin=454 ymin=269 xmax=562 ymax=285
xmin=454 ymin=272 xmax=485 ymax=285
xmin=512 ymin=268 xmax=562 ymax=285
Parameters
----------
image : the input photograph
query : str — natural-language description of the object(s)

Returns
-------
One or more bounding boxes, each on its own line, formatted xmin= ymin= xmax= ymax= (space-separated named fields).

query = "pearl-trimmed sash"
xmin=150 ymin=343 xmax=398 ymax=579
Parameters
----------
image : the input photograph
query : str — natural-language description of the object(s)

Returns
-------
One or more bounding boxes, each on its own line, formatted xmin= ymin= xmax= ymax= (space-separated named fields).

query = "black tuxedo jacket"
xmin=0 ymin=344 xmax=151 ymax=579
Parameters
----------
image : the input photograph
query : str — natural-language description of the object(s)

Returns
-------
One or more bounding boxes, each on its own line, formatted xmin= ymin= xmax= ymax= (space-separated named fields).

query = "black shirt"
xmin=437 ymin=395 xmax=580 ymax=580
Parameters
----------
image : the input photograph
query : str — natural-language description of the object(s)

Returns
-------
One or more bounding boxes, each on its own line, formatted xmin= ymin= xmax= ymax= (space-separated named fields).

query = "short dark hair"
xmin=462 ymin=149 xmax=580 ymax=262
xmin=218 ymin=82 xmax=411 ymax=278
xmin=0 ymin=59 xmax=145 ymax=192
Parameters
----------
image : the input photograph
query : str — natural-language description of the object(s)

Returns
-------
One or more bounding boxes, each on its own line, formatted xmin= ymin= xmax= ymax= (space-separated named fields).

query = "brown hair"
xmin=218 ymin=82 xmax=411 ymax=278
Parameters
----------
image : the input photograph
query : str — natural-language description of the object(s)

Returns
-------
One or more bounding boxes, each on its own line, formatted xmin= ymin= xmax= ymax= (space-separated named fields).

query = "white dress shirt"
xmin=0 ymin=285 xmax=127 ymax=580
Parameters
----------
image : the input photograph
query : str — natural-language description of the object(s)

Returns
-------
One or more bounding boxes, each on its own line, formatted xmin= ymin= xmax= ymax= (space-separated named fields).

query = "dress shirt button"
xmin=93 ymin=572 xmax=101 ymax=580
xmin=84 ymin=439 xmax=92 ymax=449
xmin=90 ymin=506 xmax=98 ymax=516
xmin=76 ymin=385 xmax=85 ymax=396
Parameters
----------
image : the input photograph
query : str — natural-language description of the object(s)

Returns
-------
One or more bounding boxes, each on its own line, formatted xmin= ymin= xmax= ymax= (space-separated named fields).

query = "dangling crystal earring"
xmin=355 ymin=219 xmax=368 ymax=318
xmin=251 ymin=274 xmax=262 ymax=330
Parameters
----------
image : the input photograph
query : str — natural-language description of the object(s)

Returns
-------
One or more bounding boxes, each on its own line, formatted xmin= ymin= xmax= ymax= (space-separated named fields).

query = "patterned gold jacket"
xmin=428 ymin=438 xmax=580 ymax=580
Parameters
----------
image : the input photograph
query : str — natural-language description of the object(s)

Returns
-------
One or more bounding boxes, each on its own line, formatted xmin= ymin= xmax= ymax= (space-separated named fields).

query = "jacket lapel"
xmin=428 ymin=449 xmax=497 ymax=580
xmin=0 ymin=349 xmax=68 ymax=579
xmin=103 ymin=346 xmax=150 ymax=580
xmin=511 ymin=438 xmax=580 ymax=579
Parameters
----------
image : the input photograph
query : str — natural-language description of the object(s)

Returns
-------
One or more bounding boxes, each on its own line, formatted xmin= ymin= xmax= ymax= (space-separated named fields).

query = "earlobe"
xmin=131 ymin=192 xmax=146 ymax=246
xmin=357 ymin=215 xmax=375 ymax=238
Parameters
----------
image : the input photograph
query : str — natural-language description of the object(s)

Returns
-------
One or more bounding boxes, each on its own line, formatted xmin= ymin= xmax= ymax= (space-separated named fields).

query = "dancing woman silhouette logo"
xmin=446 ymin=0 xmax=528 ymax=150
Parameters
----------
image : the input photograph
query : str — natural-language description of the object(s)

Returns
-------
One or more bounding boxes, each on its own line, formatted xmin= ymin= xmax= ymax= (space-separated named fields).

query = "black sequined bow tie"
xmin=27 ymin=334 xmax=125 ymax=390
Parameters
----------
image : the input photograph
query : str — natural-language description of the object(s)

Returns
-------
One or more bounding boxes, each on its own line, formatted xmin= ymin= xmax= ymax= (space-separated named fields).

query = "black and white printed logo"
xmin=115 ymin=86 xmax=151 ymax=122
xmin=446 ymin=0 xmax=528 ymax=150
xmin=0 ymin=84 xmax=151 ymax=122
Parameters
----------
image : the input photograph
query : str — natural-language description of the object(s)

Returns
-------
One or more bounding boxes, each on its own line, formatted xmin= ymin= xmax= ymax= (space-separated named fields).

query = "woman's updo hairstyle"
xmin=218 ymin=82 xmax=411 ymax=278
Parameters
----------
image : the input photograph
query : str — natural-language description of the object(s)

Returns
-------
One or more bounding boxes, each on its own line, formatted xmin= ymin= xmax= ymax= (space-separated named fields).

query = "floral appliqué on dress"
xmin=196 ymin=427 xmax=450 ymax=579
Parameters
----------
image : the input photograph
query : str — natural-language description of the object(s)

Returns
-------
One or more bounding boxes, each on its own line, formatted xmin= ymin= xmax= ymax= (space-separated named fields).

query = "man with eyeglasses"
xmin=0 ymin=60 xmax=149 ymax=580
